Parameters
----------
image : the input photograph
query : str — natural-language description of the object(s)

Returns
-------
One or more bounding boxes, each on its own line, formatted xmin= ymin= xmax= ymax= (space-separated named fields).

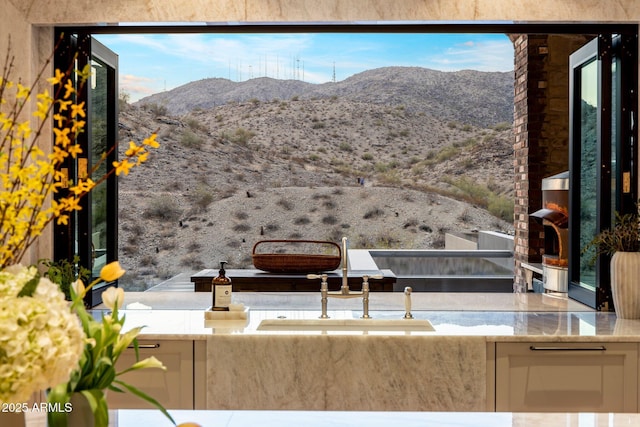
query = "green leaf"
xmin=112 ymin=380 xmax=176 ymax=426
xmin=109 ymin=383 xmax=126 ymax=393
xmin=46 ymin=383 xmax=71 ymax=427
xmin=113 ymin=327 xmax=144 ymax=359
xmin=93 ymin=360 xmax=116 ymax=390
xmin=75 ymin=389 xmax=109 ymax=427
xmin=17 ymin=273 xmax=40 ymax=297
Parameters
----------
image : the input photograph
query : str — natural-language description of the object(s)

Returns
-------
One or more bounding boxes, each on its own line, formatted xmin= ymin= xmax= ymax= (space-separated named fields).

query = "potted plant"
xmin=40 ymin=256 xmax=90 ymax=300
xmin=585 ymin=208 xmax=640 ymax=318
xmin=47 ymin=262 xmax=176 ymax=427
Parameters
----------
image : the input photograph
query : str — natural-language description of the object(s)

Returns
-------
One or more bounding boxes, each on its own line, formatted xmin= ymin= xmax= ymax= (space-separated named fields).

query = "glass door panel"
xmin=54 ymin=33 xmax=119 ymax=306
xmin=569 ymin=34 xmax=637 ymax=310
xmin=576 ymin=57 xmax=598 ymax=293
xmin=85 ymin=38 xmax=119 ymax=294
xmin=90 ymin=55 xmax=110 ymax=277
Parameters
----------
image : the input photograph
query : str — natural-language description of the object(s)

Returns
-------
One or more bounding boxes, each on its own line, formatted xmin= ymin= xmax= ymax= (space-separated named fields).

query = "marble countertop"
xmin=22 ymin=409 xmax=640 ymax=426
xmin=102 ymin=290 xmax=592 ymax=311
xmin=95 ymin=292 xmax=640 ymax=341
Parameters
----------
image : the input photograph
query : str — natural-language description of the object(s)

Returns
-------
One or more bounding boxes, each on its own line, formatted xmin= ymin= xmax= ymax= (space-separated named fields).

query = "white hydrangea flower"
xmin=0 ymin=265 xmax=85 ymax=404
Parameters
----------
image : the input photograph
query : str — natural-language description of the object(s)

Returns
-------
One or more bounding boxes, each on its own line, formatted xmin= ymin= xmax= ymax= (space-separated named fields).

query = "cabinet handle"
xmin=128 ymin=343 xmax=161 ymax=349
xmin=529 ymin=345 xmax=606 ymax=351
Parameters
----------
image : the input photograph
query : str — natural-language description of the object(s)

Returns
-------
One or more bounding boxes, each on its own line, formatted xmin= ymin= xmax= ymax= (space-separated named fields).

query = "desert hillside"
xmin=117 ymin=66 xmax=515 ymax=290
xmin=138 ymin=66 xmax=514 ymax=127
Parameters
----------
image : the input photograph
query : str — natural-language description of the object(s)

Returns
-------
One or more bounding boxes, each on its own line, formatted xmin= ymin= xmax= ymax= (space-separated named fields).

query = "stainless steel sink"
xmin=257 ymin=317 xmax=434 ymax=331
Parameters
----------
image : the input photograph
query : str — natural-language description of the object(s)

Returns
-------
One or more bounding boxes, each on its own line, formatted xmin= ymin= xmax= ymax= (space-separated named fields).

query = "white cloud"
xmin=119 ymin=73 xmax=162 ymax=102
xmin=429 ymin=39 xmax=514 ymax=72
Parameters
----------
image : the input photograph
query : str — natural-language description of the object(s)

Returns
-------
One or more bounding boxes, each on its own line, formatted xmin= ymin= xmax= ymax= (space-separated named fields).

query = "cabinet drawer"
xmin=107 ymin=340 xmax=194 ymax=410
xmin=496 ymin=342 xmax=637 ymax=412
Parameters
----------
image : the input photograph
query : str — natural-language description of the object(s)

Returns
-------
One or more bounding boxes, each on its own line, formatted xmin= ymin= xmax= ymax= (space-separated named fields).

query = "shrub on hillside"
xmin=219 ymin=128 xmax=256 ymax=146
xmin=191 ymin=185 xmax=214 ymax=211
xmin=488 ymin=194 xmax=514 ymax=222
xmin=145 ymin=196 xmax=182 ymax=222
xmin=185 ymin=117 xmax=207 ymax=132
xmin=143 ymin=102 xmax=168 ymax=117
xmin=181 ymin=129 xmax=204 ymax=149
xmin=363 ymin=207 xmax=384 ymax=219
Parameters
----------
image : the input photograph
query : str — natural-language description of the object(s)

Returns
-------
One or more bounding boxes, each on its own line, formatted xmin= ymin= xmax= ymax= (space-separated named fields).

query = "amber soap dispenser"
xmin=212 ymin=261 xmax=232 ymax=311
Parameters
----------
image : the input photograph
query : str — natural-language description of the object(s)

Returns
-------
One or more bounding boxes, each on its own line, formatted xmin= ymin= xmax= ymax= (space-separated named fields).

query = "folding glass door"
xmin=54 ymin=33 xmax=119 ymax=306
xmin=568 ymin=34 xmax=637 ymax=309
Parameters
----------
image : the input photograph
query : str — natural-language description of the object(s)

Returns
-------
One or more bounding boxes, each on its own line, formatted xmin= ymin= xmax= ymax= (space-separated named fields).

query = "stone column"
xmin=511 ymin=34 xmax=591 ymax=292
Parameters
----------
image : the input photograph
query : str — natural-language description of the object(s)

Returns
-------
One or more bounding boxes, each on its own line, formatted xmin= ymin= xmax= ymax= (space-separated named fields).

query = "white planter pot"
xmin=610 ymin=252 xmax=640 ymax=319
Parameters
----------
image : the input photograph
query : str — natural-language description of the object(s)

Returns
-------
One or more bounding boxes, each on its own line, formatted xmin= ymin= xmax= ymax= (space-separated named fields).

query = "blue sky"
xmin=95 ymin=33 xmax=514 ymax=102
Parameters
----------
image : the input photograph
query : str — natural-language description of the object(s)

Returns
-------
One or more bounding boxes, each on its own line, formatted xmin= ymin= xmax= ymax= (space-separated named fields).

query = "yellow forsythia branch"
xmin=0 ymin=40 xmax=159 ymax=268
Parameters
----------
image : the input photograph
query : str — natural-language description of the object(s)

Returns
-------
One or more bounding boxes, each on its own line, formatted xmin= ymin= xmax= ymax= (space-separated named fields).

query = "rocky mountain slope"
xmin=138 ymin=66 xmax=513 ymax=127
xmin=118 ymin=66 xmax=515 ymax=290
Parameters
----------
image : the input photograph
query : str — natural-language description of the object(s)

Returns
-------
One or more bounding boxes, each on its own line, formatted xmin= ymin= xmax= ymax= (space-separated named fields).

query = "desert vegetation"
xmin=116 ymin=66 xmax=515 ymax=290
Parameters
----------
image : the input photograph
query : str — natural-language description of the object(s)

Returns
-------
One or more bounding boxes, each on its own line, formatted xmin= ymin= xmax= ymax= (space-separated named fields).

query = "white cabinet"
xmin=107 ymin=340 xmax=194 ymax=409
xmin=495 ymin=342 xmax=638 ymax=412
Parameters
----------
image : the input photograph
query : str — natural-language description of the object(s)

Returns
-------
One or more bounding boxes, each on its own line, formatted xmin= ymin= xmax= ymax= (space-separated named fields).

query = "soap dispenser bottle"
xmin=212 ymin=261 xmax=232 ymax=311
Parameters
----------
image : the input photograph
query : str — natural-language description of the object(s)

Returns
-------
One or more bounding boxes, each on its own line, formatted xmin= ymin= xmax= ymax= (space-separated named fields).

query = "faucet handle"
xmin=361 ymin=273 xmax=383 ymax=286
xmin=308 ymin=273 xmax=328 ymax=291
xmin=403 ymin=286 xmax=414 ymax=319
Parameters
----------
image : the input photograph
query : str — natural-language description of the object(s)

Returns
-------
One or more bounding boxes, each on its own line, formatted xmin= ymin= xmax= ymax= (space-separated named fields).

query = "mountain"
xmin=119 ymin=66 xmax=515 ymax=290
xmin=136 ymin=66 xmax=513 ymax=128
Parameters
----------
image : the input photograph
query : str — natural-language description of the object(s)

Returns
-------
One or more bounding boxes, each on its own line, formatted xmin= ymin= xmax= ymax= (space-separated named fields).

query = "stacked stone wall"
xmin=512 ymin=34 xmax=591 ymax=292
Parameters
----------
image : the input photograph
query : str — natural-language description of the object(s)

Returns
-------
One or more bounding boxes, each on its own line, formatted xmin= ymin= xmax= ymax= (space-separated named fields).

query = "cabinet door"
xmin=107 ymin=340 xmax=193 ymax=409
xmin=496 ymin=342 xmax=637 ymax=412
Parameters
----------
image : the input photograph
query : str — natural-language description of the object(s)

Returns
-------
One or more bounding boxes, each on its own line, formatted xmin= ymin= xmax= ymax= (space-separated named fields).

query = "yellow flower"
xmin=67 ymin=144 xmax=82 ymax=158
xmin=47 ymin=69 xmax=65 ymax=85
xmin=34 ymin=100 xmax=50 ymax=121
xmin=113 ymin=159 xmax=134 ymax=176
xmin=70 ymin=101 xmax=86 ymax=118
xmin=124 ymin=141 xmax=143 ymax=157
xmin=36 ymin=89 xmax=52 ymax=104
xmin=59 ymin=196 xmax=81 ymax=212
xmin=49 ymin=146 xmax=68 ymax=163
xmin=143 ymin=133 xmax=160 ymax=148
xmin=100 ymin=261 xmax=126 ymax=282
xmin=57 ymin=99 xmax=72 ymax=111
xmin=16 ymin=83 xmax=30 ymax=99
xmin=53 ymin=127 xmax=71 ymax=148
xmin=55 ymin=214 xmax=69 ymax=226
xmin=63 ymin=79 xmax=75 ymax=98
xmin=70 ymin=178 xmax=95 ymax=196
xmin=0 ymin=59 xmax=159 ymax=269
xmin=71 ymin=120 xmax=85 ymax=133
xmin=16 ymin=120 xmax=31 ymax=138
xmin=52 ymin=113 xmax=64 ymax=128
xmin=136 ymin=151 xmax=149 ymax=166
